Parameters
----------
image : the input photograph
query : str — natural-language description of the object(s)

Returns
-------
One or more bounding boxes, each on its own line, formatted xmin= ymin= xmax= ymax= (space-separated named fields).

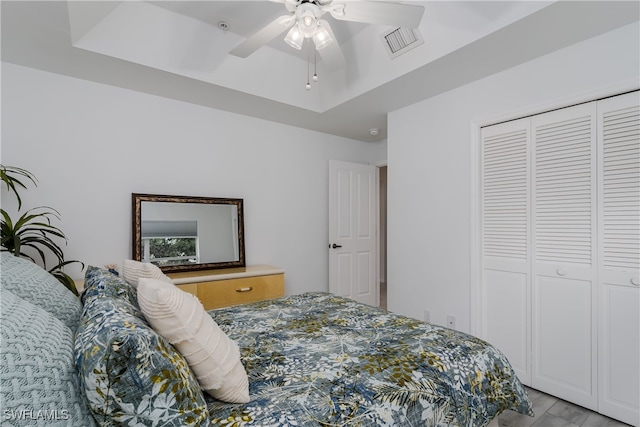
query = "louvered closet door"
xmin=480 ymin=118 xmax=531 ymax=384
xmin=531 ymin=102 xmax=598 ymax=410
xmin=597 ymin=91 xmax=640 ymax=426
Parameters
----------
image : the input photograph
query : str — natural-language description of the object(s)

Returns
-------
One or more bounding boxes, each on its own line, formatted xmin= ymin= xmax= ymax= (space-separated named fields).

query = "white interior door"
xmin=329 ymin=160 xmax=378 ymax=306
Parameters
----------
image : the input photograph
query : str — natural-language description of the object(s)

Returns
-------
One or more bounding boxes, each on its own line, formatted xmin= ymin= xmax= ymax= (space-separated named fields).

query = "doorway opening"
xmin=379 ymin=165 xmax=387 ymax=310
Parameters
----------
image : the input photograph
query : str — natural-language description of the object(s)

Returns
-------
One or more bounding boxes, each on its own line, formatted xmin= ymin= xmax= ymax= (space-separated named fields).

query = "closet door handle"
xmin=331 ymin=243 xmax=342 ymax=249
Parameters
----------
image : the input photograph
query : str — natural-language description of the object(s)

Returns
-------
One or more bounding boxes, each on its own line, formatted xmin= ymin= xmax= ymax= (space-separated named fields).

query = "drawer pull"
xmin=556 ymin=268 xmax=566 ymax=276
xmin=631 ymin=277 xmax=640 ymax=286
xmin=235 ymin=287 xmax=253 ymax=293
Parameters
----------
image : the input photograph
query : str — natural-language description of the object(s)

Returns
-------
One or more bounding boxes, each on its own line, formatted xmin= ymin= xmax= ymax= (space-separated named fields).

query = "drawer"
xmin=176 ymin=283 xmax=198 ymax=296
xmin=196 ymin=273 xmax=284 ymax=310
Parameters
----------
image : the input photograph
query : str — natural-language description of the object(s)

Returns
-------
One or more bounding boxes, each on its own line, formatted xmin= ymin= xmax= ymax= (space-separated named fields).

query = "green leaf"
xmin=49 ymin=267 xmax=81 ymax=296
xmin=0 ymin=165 xmax=83 ymax=296
xmin=0 ymin=165 xmax=38 ymax=210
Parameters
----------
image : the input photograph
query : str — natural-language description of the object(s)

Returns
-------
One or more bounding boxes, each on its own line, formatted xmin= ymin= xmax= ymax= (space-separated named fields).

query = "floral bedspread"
xmin=206 ymin=293 xmax=533 ymax=426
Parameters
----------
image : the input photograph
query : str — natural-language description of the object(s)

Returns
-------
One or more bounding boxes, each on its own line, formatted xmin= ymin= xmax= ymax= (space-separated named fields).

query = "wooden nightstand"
xmin=167 ymin=265 xmax=284 ymax=310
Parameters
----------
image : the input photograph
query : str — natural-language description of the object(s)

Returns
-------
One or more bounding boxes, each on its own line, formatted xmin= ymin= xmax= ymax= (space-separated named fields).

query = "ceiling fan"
xmin=229 ymin=0 xmax=425 ymax=70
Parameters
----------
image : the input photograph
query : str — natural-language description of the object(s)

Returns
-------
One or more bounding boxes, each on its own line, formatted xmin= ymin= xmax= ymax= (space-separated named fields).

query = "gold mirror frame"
xmin=132 ymin=193 xmax=245 ymax=273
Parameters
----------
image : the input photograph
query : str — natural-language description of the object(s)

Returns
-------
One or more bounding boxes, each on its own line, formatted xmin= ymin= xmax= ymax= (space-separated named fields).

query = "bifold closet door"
xmin=597 ymin=91 xmax=640 ymax=426
xmin=480 ymin=118 xmax=531 ymax=384
xmin=480 ymin=91 xmax=639 ymax=424
xmin=531 ymin=102 xmax=598 ymax=410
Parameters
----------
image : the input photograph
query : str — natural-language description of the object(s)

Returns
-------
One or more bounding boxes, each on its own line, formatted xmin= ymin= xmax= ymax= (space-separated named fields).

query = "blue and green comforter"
xmin=207 ymin=292 xmax=533 ymax=426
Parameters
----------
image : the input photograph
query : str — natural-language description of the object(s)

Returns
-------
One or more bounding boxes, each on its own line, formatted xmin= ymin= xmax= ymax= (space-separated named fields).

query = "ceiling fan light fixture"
xmin=313 ymin=20 xmax=333 ymax=50
xmin=298 ymin=11 xmax=318 ymax=38
xmin=284 ymin=26 xmax=304 ymax=50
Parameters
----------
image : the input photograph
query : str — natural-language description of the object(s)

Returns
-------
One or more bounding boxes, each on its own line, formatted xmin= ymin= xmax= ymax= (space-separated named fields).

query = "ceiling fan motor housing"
xmin=296 ymin=3 xmax=322 ymax=38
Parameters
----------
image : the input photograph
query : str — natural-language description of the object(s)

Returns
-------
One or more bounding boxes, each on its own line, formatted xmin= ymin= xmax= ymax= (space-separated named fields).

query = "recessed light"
xmin=218 ymin=21 xmax=230 ymax=31
xmin=369 ymin=128 xmax=380 ymax=136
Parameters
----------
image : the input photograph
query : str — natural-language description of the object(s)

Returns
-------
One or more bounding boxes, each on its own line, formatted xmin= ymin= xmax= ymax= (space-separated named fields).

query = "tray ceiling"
xmin=2 ymin=1 xmax=638 ymax=141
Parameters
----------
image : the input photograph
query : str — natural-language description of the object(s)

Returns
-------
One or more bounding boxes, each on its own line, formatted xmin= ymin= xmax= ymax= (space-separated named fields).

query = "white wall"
xmin=387 ymin=22 xmax=640 ymax=332
xmin=0 ymin=62 xmax=382 ymax=295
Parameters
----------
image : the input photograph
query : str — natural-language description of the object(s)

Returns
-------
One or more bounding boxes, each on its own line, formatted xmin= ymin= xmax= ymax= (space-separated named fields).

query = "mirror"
xmin=132 ymin=193 xmax=245 ymax=273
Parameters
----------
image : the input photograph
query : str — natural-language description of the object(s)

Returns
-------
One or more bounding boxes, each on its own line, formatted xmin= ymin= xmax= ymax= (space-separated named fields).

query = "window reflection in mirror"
xmin=132 ymin=194 xmax=245 ymax=273
xmin=141 ymin=219 xmax=199 ymax=266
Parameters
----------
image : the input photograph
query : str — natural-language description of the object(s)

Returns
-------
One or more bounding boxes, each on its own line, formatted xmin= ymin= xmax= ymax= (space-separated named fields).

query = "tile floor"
xmin=497 ymin=387 xmax=632 ymax=427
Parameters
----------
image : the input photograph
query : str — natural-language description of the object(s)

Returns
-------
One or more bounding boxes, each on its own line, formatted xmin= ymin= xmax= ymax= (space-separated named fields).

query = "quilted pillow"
xmin=0 ymin=290 xmax=96 ymax=426
xmin=0 ymin=252 xmax=82 ymax=330
xmin=81 ymin=265 xmax=140 ymax=310
xmin=74 ymin=282 xmax=209 ymax=426
xmin=137 ymin=278 xmax=250 ymax=403
xmin=122 ymin=259 xmax=172 ymax=289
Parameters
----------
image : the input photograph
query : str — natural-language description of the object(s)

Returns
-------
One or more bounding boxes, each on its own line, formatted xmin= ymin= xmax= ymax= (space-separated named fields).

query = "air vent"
xmin=381 ymin=27 xmax=423 ymax=59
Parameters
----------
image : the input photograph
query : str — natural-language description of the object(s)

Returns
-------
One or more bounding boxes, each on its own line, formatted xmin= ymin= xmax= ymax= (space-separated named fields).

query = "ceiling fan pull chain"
xmin=313 ymin=50 xmax=319 ymax=82
xmin=306 ymin=53 xmax=312 ymax=90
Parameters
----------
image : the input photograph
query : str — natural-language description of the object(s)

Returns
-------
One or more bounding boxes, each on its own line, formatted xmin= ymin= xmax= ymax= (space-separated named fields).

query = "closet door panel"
xmin=599 ymin=284 xmax=640 ymax=426
xmin=597 ymin=91 xmax=640 ymax=426
xmin=532 ymin=275 xmax=594 ymax=408
xmin=480 ymin=118 xmax=531 ymax=384
xmin=532 ymin=103 xmax=597 ymax=269
xmin=531 ymin=102 xmax=598 ymax=410
xmin=481 ymin=119 xmax=530 ymax=262
xmin=599 ymin=95 xmax=639 ymax=275
xmin=482 ymin=267 xmax=529 ymax=383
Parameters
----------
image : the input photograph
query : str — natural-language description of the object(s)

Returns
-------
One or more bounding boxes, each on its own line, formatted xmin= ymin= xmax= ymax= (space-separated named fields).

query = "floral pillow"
xmin=75 ymin=270 xmax=209 ymax=426
xmin=81 ymin=265 xmax=140 ymax=309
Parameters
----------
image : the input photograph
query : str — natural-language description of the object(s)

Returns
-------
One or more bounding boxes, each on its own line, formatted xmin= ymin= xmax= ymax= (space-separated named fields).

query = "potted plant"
xmin=1 ymin=165 xmax=84 ymax=295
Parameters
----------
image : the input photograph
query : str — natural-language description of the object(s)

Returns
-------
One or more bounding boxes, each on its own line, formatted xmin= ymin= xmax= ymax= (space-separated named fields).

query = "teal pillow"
xmin=0 ymin=253 xmax=82 ymax=330
xmin=74 ymin=279 xmax=209 ymax=426
xmin=0 ymin=290 xmax=96 ymax=426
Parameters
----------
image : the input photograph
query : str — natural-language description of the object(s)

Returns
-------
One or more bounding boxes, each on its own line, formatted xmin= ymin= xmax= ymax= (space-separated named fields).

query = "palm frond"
xmin=374 ymin=377 xmax=447 ymax=408
xmin=49 ymin=266 xmax=81 ymax=295
xmin=0 ymin=165 xmax=38 ymax=210
xmin=2 ymin=207 xmax=68 ymax=266
xmin=1 ymin=165 xmax=83 ymax=296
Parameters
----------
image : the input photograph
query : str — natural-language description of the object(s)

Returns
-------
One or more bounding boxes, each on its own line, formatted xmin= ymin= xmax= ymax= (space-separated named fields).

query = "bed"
xmin=0 ymin=256 xmax=533 ymax=426
xmin=205 ymin=292 xmax=533 ymax=426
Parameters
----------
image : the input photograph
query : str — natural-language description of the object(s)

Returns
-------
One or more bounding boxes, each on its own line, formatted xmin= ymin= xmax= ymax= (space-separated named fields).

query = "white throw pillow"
xmin=122 ymin=259 xmax=173 ymax=289
xmin=136 ymin=278 xmax=250 ymax=403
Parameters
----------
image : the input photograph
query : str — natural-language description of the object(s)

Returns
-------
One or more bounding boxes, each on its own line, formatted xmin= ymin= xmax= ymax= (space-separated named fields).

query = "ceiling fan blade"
xmin=229 ymin=15 xmax=295 ymax=58
xmin=316 ymin=21 xmax=346 ymax=71
xmin=269 ymin=0 xmax=298 ymax=13
xmin=326 ymin=1 xmax=425 ymax=28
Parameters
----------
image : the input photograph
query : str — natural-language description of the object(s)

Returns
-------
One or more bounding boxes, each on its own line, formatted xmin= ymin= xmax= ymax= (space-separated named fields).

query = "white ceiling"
xmin=2 ymin=1 xmax=639 ymax=141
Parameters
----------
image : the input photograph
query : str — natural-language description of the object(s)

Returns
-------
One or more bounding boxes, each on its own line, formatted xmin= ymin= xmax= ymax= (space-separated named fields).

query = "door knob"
xmin=331 ymin=243 xmax=342 ymax=249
